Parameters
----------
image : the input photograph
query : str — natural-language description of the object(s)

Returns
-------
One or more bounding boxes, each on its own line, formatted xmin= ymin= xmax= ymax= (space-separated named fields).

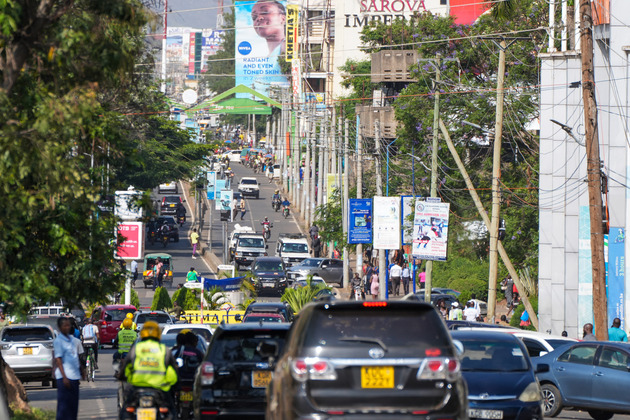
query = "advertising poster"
xmin=115 ymin=222 xmax=143 ymax=260
xmin=207 ymin=171 xmax=217 ymax=200
xmin=607 ymin=227 xmax=625 ymax=328
xmin=115 ymin=190 xmax=144 ymax=221
xmin=214 ymin=180 xmax=227 ymax=210
xmin=578 ymin=206 xmax=594 ymax=331
xmin=234 ymin=0 xmax=289 ymax=96
xmin=401 ymin=196 xmax=415 ymax=245
xmin=348 ymin=199 xmax=372 ymax=244
xmin=285 ymin=5 xmax=299 ymax=61
xmin=373 ymin=196 xmax=401 ymax=250
xmin=326 ymin=173 xmax=339 ymax=203
xmin=219 ymin=189 xmax=233 ymax=213
xmin=411 ymin=201 xmax=450 ymax=261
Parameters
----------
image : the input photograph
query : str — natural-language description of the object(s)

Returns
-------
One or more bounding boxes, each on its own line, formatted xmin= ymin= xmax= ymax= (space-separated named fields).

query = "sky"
xmin=165 ymin=0 xmax=226 ymax=30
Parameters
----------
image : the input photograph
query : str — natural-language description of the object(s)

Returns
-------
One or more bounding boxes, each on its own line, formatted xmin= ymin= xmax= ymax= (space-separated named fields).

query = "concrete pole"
xmin=310 ymin=119 xmax=317 ymax=227
xmin=322 ymin=111 xmax=329 ymax=206
xmin=303 ymin=117 xmax=311 ymax=224
xmin=343 ymin=119 xmax=350 ymax=288
xmin=317 ymin=119 xmax=324 ymax=208
xmin=375 ymin=122 xmax=386 ymax=300
xmin=356 ymin=115 xmax=363 ymax=276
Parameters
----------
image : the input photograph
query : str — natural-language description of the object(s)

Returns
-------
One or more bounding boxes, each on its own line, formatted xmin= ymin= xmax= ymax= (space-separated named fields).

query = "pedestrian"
xmin=190 ymin=228 xmax=199 ymax=259
xmin=449 ymin=302 xmax=463 ymax=321
xmin=520 ymin=310 xmax=531 ymax=327
xmin=502 ymin=276 xmax=514 ymax=308
xmin=130 ymin=259 xmax=138 ymax=288
xmin=239 ymin=198 xmax=246 ymax=220
xmin=231 ymin=197 xmax=238 ymax=221
xmin=583 ymin=323 xmax=597 ymax=341
xmin=389 ymin=262 xmax=402 ymax=296
xmin=463 ymin=301 xmax=480 ymax=321
xmin=54 ymin=317 xmax=85 ymax=420
xmin=608 ymin=317 xmax=628 ymax=342
xmin=370 ymin=268 xmax=380 ymax=300
xmin=332 ymin=247 xmax=341 ymax=259
xmin=401 ymin=263 xmax=411 ymax=295
xmin=186 ymin=267 xmax=199 ymax=283
xmin=437 ymin=300 xmax=448 ymax=319
xmin=309 ymin=223 xmax=319 ymax=243
xmin=153 ymin=258 xmax=164 ymax=291
xmin=561 ymin=330 xmax=568 ymax=337
xmin=312 ymin=234 xmax=321 ymax=258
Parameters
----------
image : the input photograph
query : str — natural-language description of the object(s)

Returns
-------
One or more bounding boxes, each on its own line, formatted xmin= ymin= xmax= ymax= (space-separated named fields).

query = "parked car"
xmin=250 ymin=256 xmax=287 ymax=296
xmin=160 ymin=195 xmax=183 ymax=215
xmin=193 ymin=323 xmax=291 ymax=419
xmin=132 ymin=310 xmax=174 ymax=332
xmin=286 ymin=258 xmax=345 ymax=286
xmin=509 ymin=331 xmax=577 ymax=358
xmin=162 ymin=324 xmax=214 ymax=342
xmin=0 ymin=324 xmax=56 ymax=386
xmin=158 ymin=181 xmax=178 ymax=194
xmin=242 ymin=302 xmax=294 ymax=322
xmin=452 ymin=330 xmax=545 ymax=420
xmin=535 ymin=341 xmax=630 ymax=419
xmin=90 ymin=304 xmax=136 ymax=347
xmin=266 ymin=300 xmax=467 ymax=419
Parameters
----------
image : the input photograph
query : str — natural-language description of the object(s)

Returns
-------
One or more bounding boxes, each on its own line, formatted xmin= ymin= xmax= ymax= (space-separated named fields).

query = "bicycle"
xmin=83 ymin=341 xmax=97 ymax=382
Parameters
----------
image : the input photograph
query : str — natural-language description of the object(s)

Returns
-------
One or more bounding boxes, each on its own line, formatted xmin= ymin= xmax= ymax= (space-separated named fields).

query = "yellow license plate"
xmin=252 ymin=370 xmax=272 ymax=388
xmin=137 ymin=408 xmax=157 ymax=420
xmin=361 ymin=366 xmax=394 ymax=388
xmin=169 ymin=204 xmax=175 ymax=207
xmin=22 ymin=347 xmax=33 ymax=355
xmin=180 ymin=391 xmax=193 ymax=402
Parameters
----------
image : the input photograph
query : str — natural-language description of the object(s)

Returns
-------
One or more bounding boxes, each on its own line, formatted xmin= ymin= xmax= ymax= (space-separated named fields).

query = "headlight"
xmin=279 ymin=278 xmax=287 ymax=283
xmin=518 ymin=382 xmax=542 ymax=402
xmin=235 ymin=252 xmax=242 ymax=257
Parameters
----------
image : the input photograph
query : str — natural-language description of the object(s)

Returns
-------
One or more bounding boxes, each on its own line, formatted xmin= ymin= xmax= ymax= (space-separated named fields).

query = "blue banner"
xmin=607 ymin=227 xmax=625 ymax=328
xmin=207 ymin=171 xmax=216 ymax=200
xmin=203 ymin=276 xmax=246 ymax=291
xmin=214 ymin=180 xmax=227 ymax=209
xmin=348 ymin=199 xmax=372 ymax=244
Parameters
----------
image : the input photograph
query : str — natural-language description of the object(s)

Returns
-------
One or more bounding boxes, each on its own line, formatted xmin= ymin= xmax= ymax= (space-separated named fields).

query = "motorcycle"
xmin=119 ymin=387 xmax=174 ymax=420
xmin=262 ymin=222 xmax=273 ymax=240
xmin=161 ymin=231 xmax=169 ymax=248
xmin=177 ymin=214 xmax=185 ymax=227
xmin=353 ymin=285 xmax=362 ymax=300
xmin=175 ymin=384 xmax=194 ymax=420
xmin=283 ymin=206 xmax=290 ymax=219
xmin=272 ymin=199 xmax=281 ymax=212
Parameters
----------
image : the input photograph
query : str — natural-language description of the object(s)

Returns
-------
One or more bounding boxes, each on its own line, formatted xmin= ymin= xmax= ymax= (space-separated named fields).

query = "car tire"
xmin=588 ymin=411 xmax=614 ymax=420
xmin=256 ymin=193 xmax=259 ymax=199
xmin=541 ymin=384 xmax=563 ymax=417
xmin=174 ymin=235 xmax=180 ymax=243
xmin=51 ymin=379 xmax=57 ymax=388
xmin=42 ymin=380 xmax=50 ymax=387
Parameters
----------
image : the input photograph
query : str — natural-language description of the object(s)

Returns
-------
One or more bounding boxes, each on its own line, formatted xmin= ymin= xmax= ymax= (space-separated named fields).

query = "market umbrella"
xmin=264 ymin=153 xmax=273 ymax=158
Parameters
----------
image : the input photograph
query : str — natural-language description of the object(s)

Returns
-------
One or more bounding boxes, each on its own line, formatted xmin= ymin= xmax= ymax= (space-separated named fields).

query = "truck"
xmin=275 ymin=233 xmax=310 ymax=267
xmin=228 ymin=224 xmax=255 ymax=262
xmin=233 ymin=233 xmax=267 ymax=270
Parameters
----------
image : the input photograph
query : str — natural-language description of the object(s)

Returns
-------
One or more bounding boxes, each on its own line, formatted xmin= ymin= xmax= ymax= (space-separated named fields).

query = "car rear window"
xmin=243 ymin=315 xmax=284 ymax=323
xmin=305 ymin=307 xmax=452 ymax=352
xmin=163 ymin=196 xmax=181 ymax=203
xmin=137 ymin=313 xmax=171 ymax=324
xmin=208 ymin=330 xmax=287 ymax=363
xmin=241 ymin=179 xmax=258 ymax=185
xmin=107 ymin=308 xmax=136 ymax=322
xmin=3 ymin=327 xmax=53 ymax=342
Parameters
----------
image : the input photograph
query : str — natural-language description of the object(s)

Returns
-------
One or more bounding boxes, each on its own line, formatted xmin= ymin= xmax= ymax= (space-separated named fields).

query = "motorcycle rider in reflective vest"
xmin=114 ymin=318 xmax=138 ymax=362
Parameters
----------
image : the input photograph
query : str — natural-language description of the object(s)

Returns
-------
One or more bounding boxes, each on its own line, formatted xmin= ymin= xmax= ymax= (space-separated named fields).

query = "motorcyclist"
xmin=118 ymin=321 xmax=178 ymax=416
xmin=261 ymin=217 xmax=271 ymax=228
xmin=158 ymin=222 xmax=170 ymax=242
xmin=272 ymin=190 xmax=281 ymax=209
xmin=114 ymin=318 xmax=137 ymax=364
xmin=171 ymin=331 xmax=203 ymax=385
xmin=282 ymin=197 xmax=290 ymax=210
xmin=176 ymin=203 xmax=186 ymax=222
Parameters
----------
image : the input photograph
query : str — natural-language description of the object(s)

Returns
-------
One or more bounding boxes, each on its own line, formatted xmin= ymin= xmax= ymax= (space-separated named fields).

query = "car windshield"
xmin=241 ymin=179 xmax=258 ymax=185
xmin=208 ymin=330 xmax=287 ymax=363
xmin=108 ymin=308 xmax=136 ymax=322
xmin=254 ymin=261 xmax=284 ymax=271
xmin=282 ymin=243 xmax=308 ymax=253
xmin=298 ymin=259 xmax=321 ymax=267
xmin=458 ymin=339 xmax=528 ymax=372
xmin=2 ymin=327 xmax=53 ymax=342
xmin=136 ymin=313 xmax=171 ymax=324
xmin=239 ymin=238 xmax=265 ymax=248
xmin=161 ymin=334 xmax=207 ymax=353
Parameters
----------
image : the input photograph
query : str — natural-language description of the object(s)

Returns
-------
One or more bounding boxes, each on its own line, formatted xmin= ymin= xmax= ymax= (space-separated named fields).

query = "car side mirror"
xmin=535 ymin=363 xmax=550 ymax=373
xmin=452 ymin=339 xmax=464 ymax=356
xmin=256 ymin=340 xmax=279 ymax=358
xmin=266 ymin=245 xmax=269 ymax=249
xmin=235 ymin=314 xmax=242 ymax=321
xmin=183 ymin=200 xmax=186 ymax=203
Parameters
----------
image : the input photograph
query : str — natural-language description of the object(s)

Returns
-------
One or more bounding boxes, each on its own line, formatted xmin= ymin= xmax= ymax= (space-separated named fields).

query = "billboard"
xmin=607 ymin=228 xmax=625 ymax=328
xmin=401 ymin=196 xmax=415 ymax=245
xmin=218 ymin=189 xmax=233 ymax=212
xmin=326 ymin=173 xmax=339 ymax=203
xmin=348 ymin=199 xmax=372 ymax=244
xmin=207 ymin=171 xmax=217 ymax=200
xmin=115 ymin=190 xmax=144 ymax=221
xmin=214 ymin=180 xmax=227 ymax=210
xmin=411 ymin=200 xmax=450 ymax=261
xmin=373 ymin=196 xmax=401 ymax=250
xmin=285 ymin=5 xmax=299 ymax=62
xmin=234 ymin=0 xmax=289 ymax=96
xmin=115 ymin=222 xmax=143 ymax=260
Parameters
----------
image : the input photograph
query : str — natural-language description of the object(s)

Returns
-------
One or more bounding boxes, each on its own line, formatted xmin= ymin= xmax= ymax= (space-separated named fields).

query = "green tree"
xmin=281 ymin=277 xmax=330 ymax=313
xmin=151 ymin=287 xmax=173 ymax=311
xmin=202 ymin=11 xmax=236 ymax=94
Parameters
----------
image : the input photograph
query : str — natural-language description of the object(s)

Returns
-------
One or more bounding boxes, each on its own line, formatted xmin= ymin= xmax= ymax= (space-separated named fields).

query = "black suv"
xmin=266 ymin=300 xmax=468 ymax=419
xmin=160 ymin=195 xmax=182 ymax=215
xmin=242 ymin=301 xmax=294 ymax=322
xmin=193 ymin=323 xmax=291 ymax=419
xmin=147 ymin=216 xmax=180 ymax=243
xmin=250 ymin=257 xmax=287 ymax=296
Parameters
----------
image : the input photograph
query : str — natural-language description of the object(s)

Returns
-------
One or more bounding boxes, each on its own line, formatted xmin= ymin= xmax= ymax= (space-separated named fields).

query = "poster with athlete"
xmin=411 ymin=200 xmax=450 ymax=261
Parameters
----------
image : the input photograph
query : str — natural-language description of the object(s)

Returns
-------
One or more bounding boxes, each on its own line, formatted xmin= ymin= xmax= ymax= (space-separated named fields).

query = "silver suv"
xmin=1 ymin=324 xmax=56 ymax=386
xmin=238 ymin=177 xmax=260 ymax=199
xmin=234 ymin=233 xmax=267 ymax=270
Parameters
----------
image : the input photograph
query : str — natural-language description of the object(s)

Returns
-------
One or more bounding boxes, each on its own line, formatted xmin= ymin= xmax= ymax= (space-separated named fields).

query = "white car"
xmin=507 ymin=331 xmax=577 ymax=357
xmin=162 ymin=324 xmax=214 ymax=342
xmin=158 ymin=181 xmax=178 ymax=194
xmin=237 ymin=177 xmax=260 ymax=199
xmin=222 ymin=150 xmax=242 ymax=162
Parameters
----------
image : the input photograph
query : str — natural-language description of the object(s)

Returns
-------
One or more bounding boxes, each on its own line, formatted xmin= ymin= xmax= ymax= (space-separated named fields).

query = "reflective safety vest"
xmin=117 ymin=329 xmax=137 ymax=354
xmin=126 ymin=340 xmax=178 ymax=392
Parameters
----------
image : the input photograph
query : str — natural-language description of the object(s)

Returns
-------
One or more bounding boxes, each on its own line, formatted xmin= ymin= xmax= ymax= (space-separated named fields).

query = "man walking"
xmin=401 ymin=263 xmax=411 ymax=295
xmin=190 ymin=228 xmax=199 ymax=259
xmin=608 ymin=318 xmax=628 ymax=342
xmin=312 ymin=234 xmax=321 ymax=258
xmin=239 ymin=198 xmax=246 ymax=220
xmin=389 ymin=262 xmax=402 ymax=297
xmin=130 ymin=259 xmax=138 ymax=287
xmin=54 ymin=317 xmax=85 ymax=420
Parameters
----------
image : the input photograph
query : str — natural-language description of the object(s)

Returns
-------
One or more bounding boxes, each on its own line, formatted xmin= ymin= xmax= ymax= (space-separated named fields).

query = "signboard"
xmin=291 ymin=58 xmax=302 ymax=103
xmin=234 ymin=0 xmax=289 ymax=97
xmin=207 ymin=171 xmax=217 ymax=200
xmin=401 ymin=196 xmax=415 ymax=245
xmin=115 ymin=189 xmax=144 ymax=221
xmin=115 ymin=222 xmax=143 ymax=260
xmin=348 ymin=199 xmax=373 ymax=244
xmin=607 ymin=227 xmax=625 ymax=328
xmin=214 ymin=179 xmax=227 ymax=209
xmin=218 ymin=189 xmax=233 ymax=212
xmin=326 ymin=173 xmax=339 ymax=202
xmin=411 ymin=201 xmax=450 ymax=261
xmin=285 ymin=5 xmax=299 ymax=62
xmin=373 ymin=196 xmax=401 ymax=250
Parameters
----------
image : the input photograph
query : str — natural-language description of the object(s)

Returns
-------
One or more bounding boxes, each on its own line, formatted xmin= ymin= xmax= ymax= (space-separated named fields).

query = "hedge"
xmin=151 ymin=287 xmax=172 ymax=311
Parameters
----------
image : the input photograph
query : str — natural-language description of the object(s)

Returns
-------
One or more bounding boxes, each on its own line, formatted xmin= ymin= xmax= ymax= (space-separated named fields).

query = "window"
xmin=598 ymin=348 xmax=630 ymax=371
xmin=108 ymin=308 xmax=136 ymax=322
xmin=558 ymin=345 xmax=597 ymax=365
xmin=3 ymin=327 xmax=53 ymax=342
xmin=521 ymin=337 xmax=548 ymax=358
xmin=137 ymin=313 xmax=171 ymax=324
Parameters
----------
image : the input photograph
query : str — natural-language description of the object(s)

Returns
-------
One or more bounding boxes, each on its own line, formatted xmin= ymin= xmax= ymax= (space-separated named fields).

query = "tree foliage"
xmin=281 ymin=277 xmax=330 ymax=313
xmin=151 ymin=287 xmax=173 ymax=311
xmin=202 ymin=11 xmax=236 ymax=95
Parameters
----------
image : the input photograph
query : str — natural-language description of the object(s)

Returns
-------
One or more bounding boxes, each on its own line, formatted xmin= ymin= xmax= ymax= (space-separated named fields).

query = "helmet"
xmin=122 ymin=318 xmax=133 ymax=329
xmin=140 ymin=321 xmax=161 ymax=341
xmin=275 ymin=190 xmax=279 ymax=194
xmin=126 ymin=313 xmax=134 ymax=320
xmin=228 ymin=167 xmax=231 ymax=171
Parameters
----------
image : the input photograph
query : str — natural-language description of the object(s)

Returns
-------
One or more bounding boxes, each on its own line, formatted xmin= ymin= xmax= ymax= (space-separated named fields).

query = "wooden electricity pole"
xmin=580 ymin=0 xmax=607 ymax=340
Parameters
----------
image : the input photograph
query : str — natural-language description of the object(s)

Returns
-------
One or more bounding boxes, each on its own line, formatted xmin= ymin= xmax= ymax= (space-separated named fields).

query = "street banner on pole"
xmin=401 ymin=196 xmax=415 ymax=245
xmin=115 ymin=222 xmax=143 ymax=260
xmin=326 ymin=173 xmax=339 ymax=203
xmin=348 ymin=199 xmax=372 ymax=244
xmin=606 ymin=227 xmax=625 ymax=328
xmin=285 ymin=5 xmax=299 ymax=62
xmin=214 ymin=180 xmax=227 ymax=209
xmin=411 ymin=200 xmax=450 ymax=261
xmin=207 ymin=171 xmax=217 ymax=200
xmin=115 ymin=189 xmax=144 ymax=221
xmin=219 ymin=189 xmax=233 ymax=213
xmin=373 ymin=196 xmax=401 ymax=250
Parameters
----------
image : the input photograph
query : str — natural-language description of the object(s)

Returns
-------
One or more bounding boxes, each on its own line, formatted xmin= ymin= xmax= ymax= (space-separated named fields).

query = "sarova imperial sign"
xmin=344 ymin=0 xmax=427 ymax=27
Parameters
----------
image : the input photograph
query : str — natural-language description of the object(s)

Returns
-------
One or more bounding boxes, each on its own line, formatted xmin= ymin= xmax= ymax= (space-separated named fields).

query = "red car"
xmin=89 ymin=304 xmax=136 ymax=346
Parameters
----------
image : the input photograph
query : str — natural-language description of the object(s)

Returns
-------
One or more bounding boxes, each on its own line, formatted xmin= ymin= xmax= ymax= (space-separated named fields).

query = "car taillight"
xmin=200 ymin=362 xmax=214 ymax=385
xmin=101 ymin=321 xmax=107 ymax=326
xmin=290 ymin=358 xmax=337 ymax=381
xmin=417 ymin=358 xmax=460 ymax=381
xmin=362 ymin=301 xmax=387 ymax=307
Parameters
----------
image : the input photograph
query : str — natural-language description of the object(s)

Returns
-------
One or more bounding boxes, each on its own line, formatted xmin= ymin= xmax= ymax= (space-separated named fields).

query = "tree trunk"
xmin=0 ymin=353 xmax=31 ymax=415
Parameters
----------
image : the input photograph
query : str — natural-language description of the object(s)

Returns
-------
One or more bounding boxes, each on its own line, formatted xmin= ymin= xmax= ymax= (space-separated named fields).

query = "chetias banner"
xmin=234 ymin=0 xmax=289 ymax=97
xmin=348 ymin=199 xmax=372 ymax=244
xmin=411 ymin=200 xmax=450 ymax=261
xmin=285 ymin=4 xmax=299 ymax=61
xmin=207 ymin=171 xmax=217 ymax=200
xmin=373 ymin=196 xmax=401 ymax=250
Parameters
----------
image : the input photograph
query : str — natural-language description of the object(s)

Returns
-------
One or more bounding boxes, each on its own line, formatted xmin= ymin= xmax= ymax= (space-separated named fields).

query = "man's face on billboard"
xmin=252 ymin=1 xmax=285 ymax=41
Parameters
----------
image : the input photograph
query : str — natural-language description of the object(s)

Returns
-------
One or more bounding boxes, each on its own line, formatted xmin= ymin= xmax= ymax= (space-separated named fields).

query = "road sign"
xmin=184 ymin=282 xmax=203 ymax=289
xmin=218 ymin=264 xmax=234 ymax=271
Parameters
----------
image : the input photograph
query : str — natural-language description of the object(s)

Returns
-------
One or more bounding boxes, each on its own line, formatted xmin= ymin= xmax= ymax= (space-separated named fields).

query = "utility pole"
xmin=487 ymin=39 xmax=507 ymax=324
xmin=304 ymin=116 xmax=311 ymax=227
xmin=317 ymin=118 xmax=325 ymax=208
xmin=375 ymin=122 xmax=386 ymax=300
xmin=310 ymin=119 xmax=317 ymax=227
xmin=160 ymin=0 xmax=167 ymax=93
xmin=580 ymin=0 xmax=607 ymax=340
xmin=322 ymin=112 xmax=329 ymax=206
xmin=425 ymin=53 xmax=441 ymax=302
xmin=343 ymin=119 xmax=350 ymax=288
xmin=356 ymin=115 xmax=363 ymax=276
